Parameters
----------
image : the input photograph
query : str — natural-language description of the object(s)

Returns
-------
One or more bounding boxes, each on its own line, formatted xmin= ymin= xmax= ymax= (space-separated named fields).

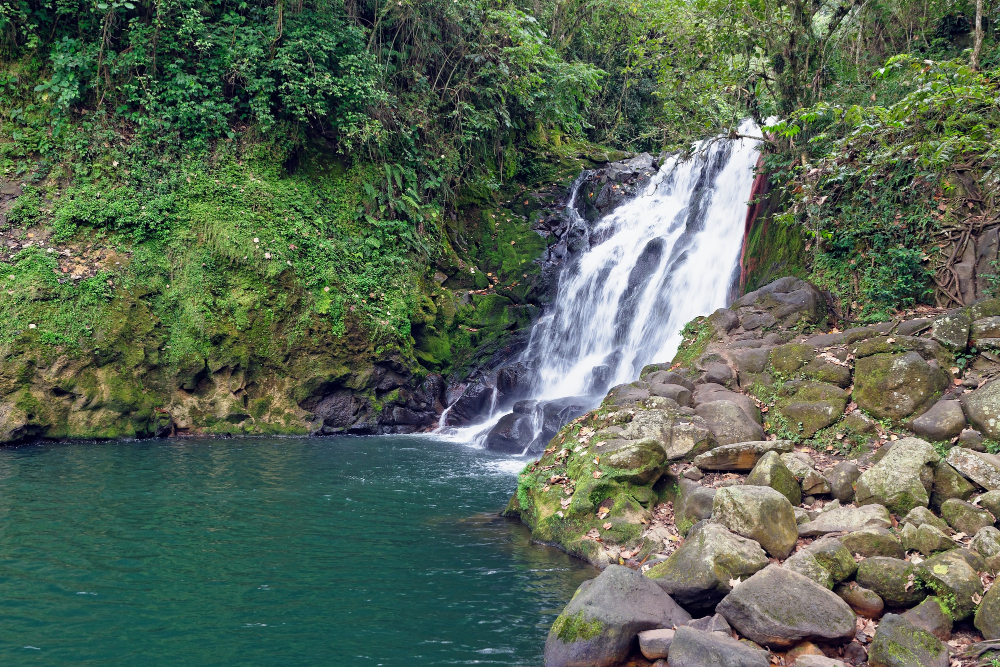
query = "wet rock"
xmin=900 ymin=522 xmax=956 ymax=557
xmin=853 ymin=352 xmax=949 ymax=421
xmin=746 ymin=451 xmax=802 ymax=505
xmin=945 ymin=447 xmax=1000 ymax=490
xmin=916 ymin=549 xmax=986 ymax=621
xmin=447 ymin=381 xmax=496 ymax=423
xmin=638 ymin=628 xmax=674 ymax=660
xmin=867 ymin=613 xmax=949 ymax=667
xmin=712 ymin=485 xmax=799 ymax=558
xmin=695 ymin=401 xmax=765 ymax=445
xmin=960 ymin=379 xmax=1000 ymax=439
xmin=854 ymin=437 xmax=939 ymax=515
xmin=646 ymin=521 xmax=769 ymax=614
xmin=901 ymin=597 xmax=952 ymax=641
xmin=972 ymin=526 xmax=1000 ymax=559
xmin=827 ymin=461 xmax=861 ymax=503
xmin=797 ymin=504 xmax=892 ymax=537
xmin=543 ymin=565 xmax=692 ymax=667
xmin=856 ymin=558 xmax=928 ymax=608
xmin=930 ymin=460 xmax=976 ymax=509
xmin=902 ymin=506 xmax=950 ymax=533
xmin=667 ymin=625 xmax=769 ymax=667
xmin=940 ymin=497 xmax=994 ymax=535
xmin=496 ymin=362 xmax=532 ymax=400
xmin=910 ymin=400 xmax=967 ymax=441
xmin=835 ymin=582 xmax=884 ymax=618
xmin=975 ymin=573 xmax=1000 ymax=638
xmin=841 ymin=527 xmax=905 ymax=559
xmin=693 ymin=440 xmax=794 ymax=471
xmin=931 ymin=310 xmax=972 ymax=351
xmin=484 ymin=412 xmax=536 ymax=454
xmin=716 ymin=565 xmax=857 ymax=649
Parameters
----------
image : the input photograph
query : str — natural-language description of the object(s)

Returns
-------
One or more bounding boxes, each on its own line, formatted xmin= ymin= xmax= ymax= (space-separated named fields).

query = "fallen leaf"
xmin=597 ymin=508 xmax=610 ymax=519
xmin=593 ymin=457 xmax=600 ymax=465
xmin=905 ymin=573 xmax=915 ymax=591
xmin=933 ymin=563 xmax=949 ymax=575
xmin=728 ymin=577 xmax=741 ymax=588
xmin=973 ymin=593 xmax=982 ymax=604
xmin=542 ymin=485 xmax=551 ymax=492
xmin=593 ymin=471 xmax=603 ymax=479
xmin=603 ymin=522 xmax=613 ymax=530
xmin=556 ymin=511 xmax=564 ymax=518
xmin=560 ymin=497 xmax=572 ymax=509
xmin=886 ymin=337 xmax=896 ymax=344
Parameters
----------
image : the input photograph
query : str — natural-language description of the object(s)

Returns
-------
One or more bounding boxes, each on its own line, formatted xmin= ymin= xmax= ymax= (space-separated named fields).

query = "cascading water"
xmin=439 ymin=120 xmax=762 ymax=449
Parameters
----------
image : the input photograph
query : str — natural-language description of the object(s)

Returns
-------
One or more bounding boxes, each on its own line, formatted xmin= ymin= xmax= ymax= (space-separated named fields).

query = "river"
xmin=0 ymin=436 xmax=595 ymax=666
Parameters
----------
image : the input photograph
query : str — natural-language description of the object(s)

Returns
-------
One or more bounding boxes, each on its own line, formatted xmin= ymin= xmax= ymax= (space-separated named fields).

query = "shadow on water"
xmin=0 ymin=435 xmax=596 ymax=667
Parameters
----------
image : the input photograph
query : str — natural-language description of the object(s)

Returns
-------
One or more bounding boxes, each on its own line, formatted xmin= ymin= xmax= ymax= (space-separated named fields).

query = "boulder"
xmin=826 ymin=461 xmax=861 ymax=503
xmin=708 ymin=308 xmax=740 ymax=334
xmin=797 ymin=504 xmax=892 ymax=537
xmin=794 ymin=657 xmax=847 ymax=667
xmin=774 ymin=381 xmax=847 ymax=438
xmin=619 ymin=410 xmax=715 ymax=461
xmin=645 ymin=370 xmax=696 ymax=391
xmin=901 ymin=597 xmax=953 ymax=641
xmin=780 ymin=451 xmax=817 ymax=479
xmin=834 ymin=582 xmax=884 ymax=618
xmin=978 ymin=490 xmax=1000 ymax=517
xmin=666 ymin=625 xmax=769 ymax=667
xmin=801 ymin=469 xmax=832 ymax=497
xmin=675 ymin=480 xmax=716 ymax=532
xmin=732 ymin=277 xmax=825 ymax=328
xmin=972 ymin=526 xmax=1000 ymax=559
xmin=901 ymin=506 xmax=950 ymax=533
xmin=703 ymin=362 xmax=735 ymax=386
xmin=686 ymin=613 xmax=732 ymax=634
xmin=854 ymin=437 xmax=939 ymax=515
xmin=841 ymin=528 xmax=906 ymax=559
xmin=638 ymin=629 xmax=674 ymax=660
xmin=914 ymin=549 xmax=985 ymax=621
xmin=712 ymin=486 xmax=799 ymax=558
xmin=602 ymin=438 xmax=667 ymax=485
xmin=783 ymin=550 xmax=836 ymax=588
xmin=693 ymin=440 xmax=794 ymax=471
xmin=856 ymin=557 xmax=928 ymax=607
xmin=940 ymin=497 xmax=994 ymax=535
xmin=900 ymin=522 xmax=956 ymax=557
xmin=931 ymin=310 xmax=971 ymax=351
xmin=745 ymin=451 xmax=802 ymax=505
xmin=930 ymin=460 xmax=976 ymax=509
xmin=543 ymin=565 xmax=692 ymax=667
xmin=716 ymin=565 xmax=857 ymax=649
xmin=975 ymin=574 xmax=1000 ymax=639
xmin=960 ymin=379 xmax=1000 ymax=439
xmin=696 ymin=401 xmax=765 ymax=445
xmin=910 ymin=400 xmax=967 ymax=441
xmin=853 ymin=352 xmax=948 ymax=421
xmin=867 ymin=613 xmax=949 ymax=667
xmin=483 ymin=412 xmax=536 ymax=453
xmin=693 ymin=385 xmax=761 ymax=424
xmin=646 ymin=521 xmax=769 ymax=614
xmin=946 ymin=447 xmax=1000 ymax=490
xmin=648 ymin=383 xmax=692 ymax=407
xmin=785 ymin=537 xmax=857 ymax=589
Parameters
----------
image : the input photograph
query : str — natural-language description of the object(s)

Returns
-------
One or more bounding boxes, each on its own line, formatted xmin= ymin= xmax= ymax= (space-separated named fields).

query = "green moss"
xmin=551 ymin=610 xmax=603 ymax=643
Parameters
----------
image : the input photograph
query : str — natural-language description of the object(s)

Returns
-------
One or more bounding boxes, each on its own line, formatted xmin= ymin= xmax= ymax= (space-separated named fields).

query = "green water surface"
xmin=0 ymin=436 xmax=596 ymax=666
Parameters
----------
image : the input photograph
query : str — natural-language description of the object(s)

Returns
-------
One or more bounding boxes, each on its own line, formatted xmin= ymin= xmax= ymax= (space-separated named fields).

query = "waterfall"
xmin=438 ymin=120 xmax=762 ymax=448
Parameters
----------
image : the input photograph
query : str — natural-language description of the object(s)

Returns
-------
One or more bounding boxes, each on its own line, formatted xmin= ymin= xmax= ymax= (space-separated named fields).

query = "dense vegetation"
xmin=0 ymin=0 xmax=996 ymax=435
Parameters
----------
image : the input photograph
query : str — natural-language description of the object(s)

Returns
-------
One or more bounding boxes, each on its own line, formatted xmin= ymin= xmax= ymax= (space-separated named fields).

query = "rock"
xmin=712 ymin=486 xmax=799 ymax=558
xmin=867 ymin=613 xmax=949 ymax=667
xmin=959 ymin=428 xmax=986 ymax=451
xmin=940 ymin=498 xmax=994 ymax=535
xmin=961 ymin=380 xmax=1000 ymax=439
xmin=801 ymin=469 xmax=832 ymax=497
xmin=645 ymin=370 xmax=696 ymax=392
xmin=975 ymin=574 xmax=1000 ymax=639
xmin=900 ymin=522 xmax=956 ymax=557
xmin=708 ymin=308 xmax=740 ymax=334
xmin=716 ymin=565 xmax=857 ymax=649
xmin=638 ymin=629 xmax=674 ymax=660
xmin=910 ymin=400 xmax=967 ymax=441
xmin=774 ymin=381 xmax=848 ymax=437
xmin=602 ymin=438 xmax=668 ymax=484
xmin=795 ymin=656 xmax=847 ymax=667
xmin=785 ymin=537 xmax=857 ymax=589
xmin=746 ymin=451 xmax=802 ymax=505
xmin=686 ymin=614 xmax=732 ymax=634
xmin=946 ymin=447 xmax=1000 ymax=490
xmin=972 ymin=526 xmax=1000 ymax=559
xmin=930 ymin=460 xmax=976 ymax=509
xmin=693 ymin=440 xmax=794 ymax=471
xmin=856 ymin=557 xmax=928 ymax=607
xmin=648 ymin=383 xmax=693 ymax=407
xmin=781 ymin=452 xmax=817 ymax=479
xmin=783 ymin=550 xmax=835 ymax=588
xmin=696 ymin=401 xmax=765 ymax=446
xmin=646 ymin=522 xmax=769 ymax=614
xmin=978 ymin=490 xmax=1000 ymax=517
xmin=842 ymin=641 xmax=868 ymax=666
xmin=901 ymin=597 xmax=952 ymax=641
xmin=842 ymin=528 xmax=906 ymax=559
xmin=972 ymin=316 xmax=1000 ymax=344
xmin=797 ymin=504 xmax=892 ymax=537
xmin=484 ymin=412 xmax=537 ymax=453
xmin=703 ymin=362 xmax=735 ymax=386
xmin=854 ymin=437 xmax=939 ymax=515
xmin=675 ymin=480 xmax=717 ymax=531
xmin=843 ymin=409 xmax=877 ymax=434
xmin=543 ymin=565 xmax=692 ymax=667
xmin=666 ymin=625 xmax=769 ymax=667
xmin=931 ymin=310 xmax=972 ymax=351
xmin=693 ymin=385 xmax=761 ymax=424
xmin=914 ymin=549 xmax=985 ymax=621
xmin=733 ymin=347 xmax=772 ymax=375
xmin=853 ymin=352 xmax=948 ymax=420
xmin=794 ymin=507 xmax=811 ymax=525
xmin=618 ymin=410 xmax=715 ymax=461
xmin=902 ymin=506 xmax=950 ymax=533
xmin=732 ymin=277 xmax=826 ymax=328
xmin=786 ymin=641 xmax=826 ymax=663
xmin=835 ymin=582 xmax=884 ymax=618
xmin=826 ymin=462 xmax=861 ymax=503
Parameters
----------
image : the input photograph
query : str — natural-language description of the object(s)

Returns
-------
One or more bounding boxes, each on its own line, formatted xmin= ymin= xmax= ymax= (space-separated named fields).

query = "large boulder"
xmin=826 ymin=461 xmax=861 ymax=503
xmin=854 ymin=437 xmax=939 ymax=515
xmin=853 ymin=352 xmax=948 ymax=421
xmin=856 ymin=557 xmax=927 ymax=607
xmin=940 ymin=498 xmax=994 ymax=535
xmin=901 ymin=597 xmax=953 ymax=641
xmin=695 ymin=401 xmax=765 ymax=445
xmin=693 ymin=440 xmax=794 ymax=471
xmin=911 ymin=400 xmax=967 ymax=441
xmin=961 ymin=379 xmax=1000 ymax=439
xmin=945 ymin=447 xmax=1000 ymax=490
xmin=712 ymin=486 xmax=799 ymax=559
xmin=931 ymin=310 xmax=971 ymax=351
xmin=543 ymin=565 xmax=692 ymax=667
xmin=716 ymin=565 xmax=857 ymax=649
xmin=773 ymin=381 xmax=847 ymax=438
xmin=914 ymin=549 xmax=985 ymax=621
xmin=617 ymin=409 xmax=714 ymax=460
xmin=483 ymin=412 xmax=536 ymax=453
xmin=899 ymin=522 xmax=956 ymax=557
xmin=797 ymin=503 xmax=892 ymax=537
xmin=667 ymin=625 xmax=769 ymax=667
xmin=745 ymin=451 xmax=802 ymax=505
xmin=930 ymin=460 xmax=976 ymax=509
xmin=674 ymin=480 xmax=717 ymax=532
xmin=601 ymin=438 xmax=667 ymax=485
xmin=867 ymin=613 xmax=949 ymax=667
xmin=647 ymin=521 xmax=769 ymax=614
xmin=841 ymin=527 xmax=906 ymax=559
xmin=731 ymin=277 xmax=825 ymax=329
xmin=835 ymin=582 xmax=884 ymax=618
xmin=972 ymin=525 xmax=1000 ymax=559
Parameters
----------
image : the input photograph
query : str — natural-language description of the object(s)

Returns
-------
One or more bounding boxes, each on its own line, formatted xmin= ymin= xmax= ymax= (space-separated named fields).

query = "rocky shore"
xmin=505 ymin=276 xmax=1000 ymax=666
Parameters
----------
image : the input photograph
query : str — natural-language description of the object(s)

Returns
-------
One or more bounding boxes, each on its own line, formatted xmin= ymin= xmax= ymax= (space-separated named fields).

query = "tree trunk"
xmin=971 ymin=0 xmax=984 ymax=70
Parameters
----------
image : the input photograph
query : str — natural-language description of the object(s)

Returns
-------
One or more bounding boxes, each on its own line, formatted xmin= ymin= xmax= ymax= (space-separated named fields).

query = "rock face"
xmin=745 ymin=451 xmax=802 ymax=505
xmin=867 ymin=613 xmax=950 ymax=667
xmin=961 ymin=379 xmax=1000 ymax=439
xmin=854 ymin=437 xmax=939 ymax=515
xmin=853 ymin=351 xmax=948 ymax=420
xmin=946 ymin=447 xmax=1000 ymax=490
xmin=692 ymin=440 xmax=794 ymax=471
xmin=716 ymin=565 xmax=857 ymax=649
xmin=667 ymin=626 xmax=769 ymax=667
xmin=646 ymin=521 xmax=769 ymax=614
xmin=712 ymin=486 xmax=799 ymax=559
xmin=911 ymin=400 xmax=967 ymax=441
xmin=543 ymin=565 xmax=691 ymax=667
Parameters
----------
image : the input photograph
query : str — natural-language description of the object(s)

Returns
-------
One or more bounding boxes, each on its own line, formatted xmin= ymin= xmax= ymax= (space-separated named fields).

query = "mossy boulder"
xmin=900 ymin=522 xmax=956 ymax=557
xmin=855 ymin=437 xmax=939 ymax=515
xmin=972 ymin=526 xmax=1000 ymax=560
xmin=711 ymin=485 xmax=798 ymax=559
xmin=902 ymin=506 xmax=950 ymax=533
xmin=841 ymin=528 xmax=906 ymax=559
xmin=915 ymin=549 xmax=986 ymax=621
xmin=867 ymin=613 xmax=949 ymax=667
xmin=774 ymin=381 xmax=847 ymax=438
xmin=693 ymin=440 xmax=794 ymax=471
xmin=601 ymin=438 xmax=667 ymax=485
xmin=854 ymin=351 xmax=949 ymax=421
xmin=745 ymin=450 xmax=802 ymax=505
xmin=931 ymin=310 xmax=972 ymax=351
xmin=695 ymin=400 xmax=765 ymax=445
xmin=856 ymin=557 xmax=928 ymax=608
xmin=940 ymin=498 xmax=994 ymax=536
xmin=931 ymin=460 xmax=976 ymax=510
xmin=835 ymin=582 xmax=884 ymax=618
xmin=797 ymin=504 xmax=892 ymax=537
xmin=960 ymin=379 xmax=1000 ymax=439
xmin=975 ymin=572 xmax=1000 ymax=639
